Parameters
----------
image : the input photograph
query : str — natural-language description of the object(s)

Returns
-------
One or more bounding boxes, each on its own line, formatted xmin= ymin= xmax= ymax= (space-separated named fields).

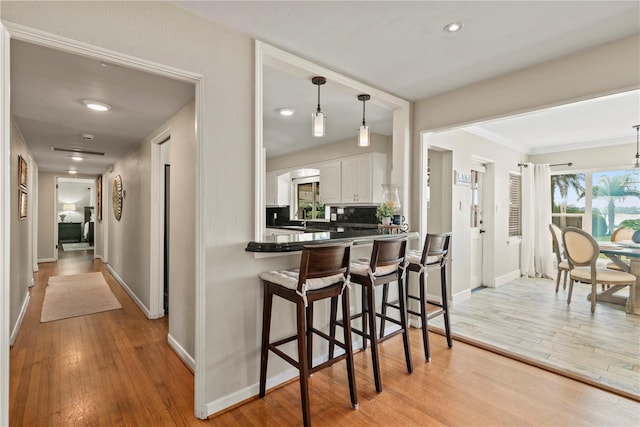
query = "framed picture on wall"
xmin=18 ymin=155 xmax=27 ymax=189
xmin=97 ymin=175 xmax=103 ymax=222
xmin=19 ymin=189 xmax=27 ymax=220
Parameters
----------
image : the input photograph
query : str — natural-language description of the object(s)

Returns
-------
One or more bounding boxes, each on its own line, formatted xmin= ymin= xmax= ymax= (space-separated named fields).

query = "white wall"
xmin=528 ymin=143 xmax=637 ymax=171
xmin=57 ymin=180 xmax=94 ymax=224
xmin=9 ymin=117 xmax=33 ymax=342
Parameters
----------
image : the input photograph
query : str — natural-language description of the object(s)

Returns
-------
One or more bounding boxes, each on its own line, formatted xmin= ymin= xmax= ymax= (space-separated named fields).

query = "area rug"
xmin=40 ymin=272 xmax=122 ymax=322
xmin=61 ymin=242 xmax=93 ymax=251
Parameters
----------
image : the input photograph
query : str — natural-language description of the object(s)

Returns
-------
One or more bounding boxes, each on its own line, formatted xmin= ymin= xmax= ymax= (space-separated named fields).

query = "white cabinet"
xmin=341 ymin=153 xmax=386 ymax=204
xmin=318 ymin=161 xmax=342 ymax=204
xmin=265 ymin=171 xmax=291 ymax=206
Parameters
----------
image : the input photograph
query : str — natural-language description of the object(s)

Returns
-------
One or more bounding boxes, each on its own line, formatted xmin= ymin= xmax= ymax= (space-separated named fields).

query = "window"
xmin=551 ymin=173 xmax=586 ymax=229
xmin=508 ymin=172 xmax=522 ymax=237
xmin=293 ymin=177 xmax=325 ymax=220
xmin=551 ymin=168 xmax=640 ymax=240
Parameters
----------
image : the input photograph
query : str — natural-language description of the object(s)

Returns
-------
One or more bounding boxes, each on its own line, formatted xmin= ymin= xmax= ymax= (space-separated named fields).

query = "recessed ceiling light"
xmin=68 ymin=170 xmax=78 ymax=175
xmin=278 ymin=108 xmax=295 ymax=116
xmin=83 ymin=100 xmax=111 ymax=112
xmin=81 ymin=133 xmax=95 ymax=141
xmin=444 ymin=22 xmax=464 ymax=33
xmin=71 ymin=156 xmax=83 ymax=161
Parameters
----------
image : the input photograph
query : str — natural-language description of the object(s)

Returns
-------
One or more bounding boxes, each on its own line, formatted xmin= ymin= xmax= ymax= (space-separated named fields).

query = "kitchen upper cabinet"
xmin=265 ymin=171 xmax=291 ymax=206
xmin=318 ymin=161 xmax=342 ymax=204
xmin=341 ymin=153 xmax=386 ymax=204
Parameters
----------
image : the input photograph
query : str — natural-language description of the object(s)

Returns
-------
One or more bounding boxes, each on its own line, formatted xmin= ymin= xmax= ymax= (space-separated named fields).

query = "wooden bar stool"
xmin=331 ymin=238 xmax=411 ymax=393
xmin=382 ymin=233 xmax=452 ymax=361
xmin=258 ymin=242 xmax=357 ymax=427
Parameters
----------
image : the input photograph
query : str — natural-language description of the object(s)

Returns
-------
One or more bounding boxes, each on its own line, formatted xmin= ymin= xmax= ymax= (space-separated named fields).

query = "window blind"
xmin=509 ymin=173 xmax=522 ymax=237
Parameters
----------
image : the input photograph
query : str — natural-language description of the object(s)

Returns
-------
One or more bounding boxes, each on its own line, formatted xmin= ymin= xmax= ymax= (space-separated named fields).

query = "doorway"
xmin=56 ymin=177 xmax=95 ymax=259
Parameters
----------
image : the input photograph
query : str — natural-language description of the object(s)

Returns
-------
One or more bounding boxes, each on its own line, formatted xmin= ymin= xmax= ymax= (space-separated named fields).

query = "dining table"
xmin=598 ymin=240 xmax=640 ymax=315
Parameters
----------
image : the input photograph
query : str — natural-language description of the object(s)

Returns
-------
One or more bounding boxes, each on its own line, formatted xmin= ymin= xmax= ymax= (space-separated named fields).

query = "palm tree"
xmin=592 ymin=174 xmax=640 ymax=235
xmin=551 ymin=174 xmax=585 ymax=213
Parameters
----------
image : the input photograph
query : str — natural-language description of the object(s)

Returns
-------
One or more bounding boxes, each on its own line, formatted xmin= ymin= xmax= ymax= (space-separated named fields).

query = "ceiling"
xmin=9 ymin=2 xmax=640 ymax=174
xmin=10 ymin=39 xmax=195 ymax=175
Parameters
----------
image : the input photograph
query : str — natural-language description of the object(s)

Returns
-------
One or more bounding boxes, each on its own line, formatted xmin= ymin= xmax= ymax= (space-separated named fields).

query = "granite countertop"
xmin=246 ymin=229 xmax=419 ymax=252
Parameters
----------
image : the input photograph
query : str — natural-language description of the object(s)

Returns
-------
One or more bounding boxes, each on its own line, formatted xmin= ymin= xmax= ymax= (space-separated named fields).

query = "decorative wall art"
xmin=112 ymin=175 xmax=123 ymax=221
xmin=18 ymin=155 xmax=27 ymax=189
xmin=19 ymin=189 xmax=27 ymax=220
xmin=97 ymin=175 xmax=103 ymax=222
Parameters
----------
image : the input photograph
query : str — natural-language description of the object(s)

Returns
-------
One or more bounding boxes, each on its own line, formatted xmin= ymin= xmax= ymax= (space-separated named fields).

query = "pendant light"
xmin=311 ymin=76 xmax=326 ymax=137
xmin=358 ymin=94 xmax=371 ymax=147
xmin=632 ymin=124 xmax=640 ymax=169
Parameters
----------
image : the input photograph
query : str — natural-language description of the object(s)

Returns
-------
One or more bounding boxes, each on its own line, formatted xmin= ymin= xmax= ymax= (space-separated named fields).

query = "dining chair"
xmin=606 ymin=227 xmax=633 ymax=272
xmin=561 ymin=227 xmax=636 ymax=313
xmin=549 ymin=224 xmax=570 ymax=293
xmin=258 ymin=242 xmax=357 ymax=427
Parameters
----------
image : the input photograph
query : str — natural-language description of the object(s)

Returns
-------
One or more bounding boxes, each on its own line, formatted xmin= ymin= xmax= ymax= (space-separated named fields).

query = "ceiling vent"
xmin=51 ymin=147 xmax=106 ymax=156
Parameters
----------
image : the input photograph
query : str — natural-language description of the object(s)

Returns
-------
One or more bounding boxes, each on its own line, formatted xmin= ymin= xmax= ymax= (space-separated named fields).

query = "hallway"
xmin=9 ymin=252 xmax=201 ymax=426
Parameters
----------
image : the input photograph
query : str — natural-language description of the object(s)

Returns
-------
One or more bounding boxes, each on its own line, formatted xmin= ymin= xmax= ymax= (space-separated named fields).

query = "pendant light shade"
xmin=632 ymin=125 xmax=640 ymax=169
xmin=311 ymin=76 xmax=326 ymax=137
xmin=358 ymin=94 xmax=371 ymax=147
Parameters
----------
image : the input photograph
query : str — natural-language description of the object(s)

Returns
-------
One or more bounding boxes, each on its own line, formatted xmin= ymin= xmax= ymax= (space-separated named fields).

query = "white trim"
xmin=149 ymin=128 xmax=171 ymax=319
xmin=37 ymin=258 xmax=56 ymax=263
xmin=493 ymin=269 xmax=522 ymax=288
xmin=107 ymin=264 xmax=154 ymax=319
xmin=254 ymin=41 xmax=411 ymax=242
xmin=9 ymin=294 xmax=29 ymax=346
xmin=0 ymin=22 xmax=10 ymax=427
xmin=451 ymin=289 xmax=472 ymax=305
xmin=193 ymin=75 xmax=207 ymax=420
xmin=167 ymin=333 xmax=195 ymax=373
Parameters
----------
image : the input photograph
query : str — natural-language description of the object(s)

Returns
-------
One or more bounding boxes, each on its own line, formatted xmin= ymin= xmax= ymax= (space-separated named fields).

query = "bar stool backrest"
xmin=426 ymin=233 xmax=451 ymax=267
xmin=298 ymin=242 xmax=351 ymax=293
xmin=369 ymin=238 xmax=407 ymax=275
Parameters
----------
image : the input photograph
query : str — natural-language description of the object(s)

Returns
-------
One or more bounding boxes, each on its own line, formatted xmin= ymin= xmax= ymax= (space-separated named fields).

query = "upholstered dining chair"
xmin=561 ymin=227 xmax=636 ymax=314
xmin=258 ymin=242 xmax=357 ymax=427
xmin=549 ymin=224 xmax=570 ymax=293
xmin=606 ymin=227 xmax=634 ymax=272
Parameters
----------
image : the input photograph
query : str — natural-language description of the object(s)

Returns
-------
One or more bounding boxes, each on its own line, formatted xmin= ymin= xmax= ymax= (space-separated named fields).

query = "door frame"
xmin=0 ymin=21 xmax=207 ymax=419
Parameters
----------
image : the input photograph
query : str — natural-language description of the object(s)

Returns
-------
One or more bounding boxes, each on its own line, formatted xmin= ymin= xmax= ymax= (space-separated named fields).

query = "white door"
xmin=470 ymin=170 xmax=484 ymax=288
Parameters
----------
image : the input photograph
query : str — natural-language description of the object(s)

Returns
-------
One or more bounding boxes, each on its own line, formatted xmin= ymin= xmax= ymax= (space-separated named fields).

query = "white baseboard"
xmin=106 ymin=264 xmax=153 ymax=319
xmin=204 ymin=327 xmax=387 ymax=418
xmin=494 ymin=269 xmax=521 ymax=288
xmin=452 ymin=289 xmax=471 ymax=305
xmin=29 ymin=276 xmax=34 ymax=288
xmin=38 ymin=257 xmax=55 ymax=263
xmin=10 ymin=293 xmax=30 ymax=346
xmin=94 ymin=254 xmax=103 ymax=261
xmin=168 ymin=333 xmax=195 ymax=373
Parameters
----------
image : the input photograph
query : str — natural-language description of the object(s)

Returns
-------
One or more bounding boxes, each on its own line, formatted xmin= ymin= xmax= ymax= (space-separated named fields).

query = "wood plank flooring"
xmin=429 ymin=277 xmax=640 ymax=399
xmin=10 ymin=254 xmax=640 ymax=426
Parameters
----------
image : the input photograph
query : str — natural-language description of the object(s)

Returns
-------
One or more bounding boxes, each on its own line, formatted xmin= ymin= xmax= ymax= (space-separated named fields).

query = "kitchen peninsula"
xmin=246 ymin=228 xmax=419 ymax=252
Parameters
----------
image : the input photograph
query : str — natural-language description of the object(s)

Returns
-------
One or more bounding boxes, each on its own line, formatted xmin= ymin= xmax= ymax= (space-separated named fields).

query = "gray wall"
xmin=9 ymin=118 xmax=33 ymax=340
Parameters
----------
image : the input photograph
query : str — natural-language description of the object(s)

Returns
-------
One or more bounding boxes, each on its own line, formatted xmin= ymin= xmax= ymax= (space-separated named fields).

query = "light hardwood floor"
xmin=429 ymin=277 xmax=640 ymax=399
xmin=10 ymin=253 xmax=640 ymax=426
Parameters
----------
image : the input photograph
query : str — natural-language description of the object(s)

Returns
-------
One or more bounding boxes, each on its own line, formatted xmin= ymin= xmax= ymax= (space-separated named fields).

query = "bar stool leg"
xmin=365 ymin=282 xmax=382 ymax=392
xmin=259 ymin=284 xmax=273 ymax=398
xmin=328 ymin=296 xmax=338 ymax=360
xmin=306 ymin=302 xmax=314 ymax=373
xmin=441 ymin=265 xmax=452 ymax=348
xmin=379 ymin=283 xmax=389 ymax=339
xmin=341 ymin=290 xmax=359 ymax=409
xmin=397 ymin=276 xmax=413 ymax=373
xmin=361 ymin=286 xmax=368 ymax=351
xmin=296 ymin=300 xmax=311 ymax=427
xmin=418 ymin=270 xmax=431 ymax=361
